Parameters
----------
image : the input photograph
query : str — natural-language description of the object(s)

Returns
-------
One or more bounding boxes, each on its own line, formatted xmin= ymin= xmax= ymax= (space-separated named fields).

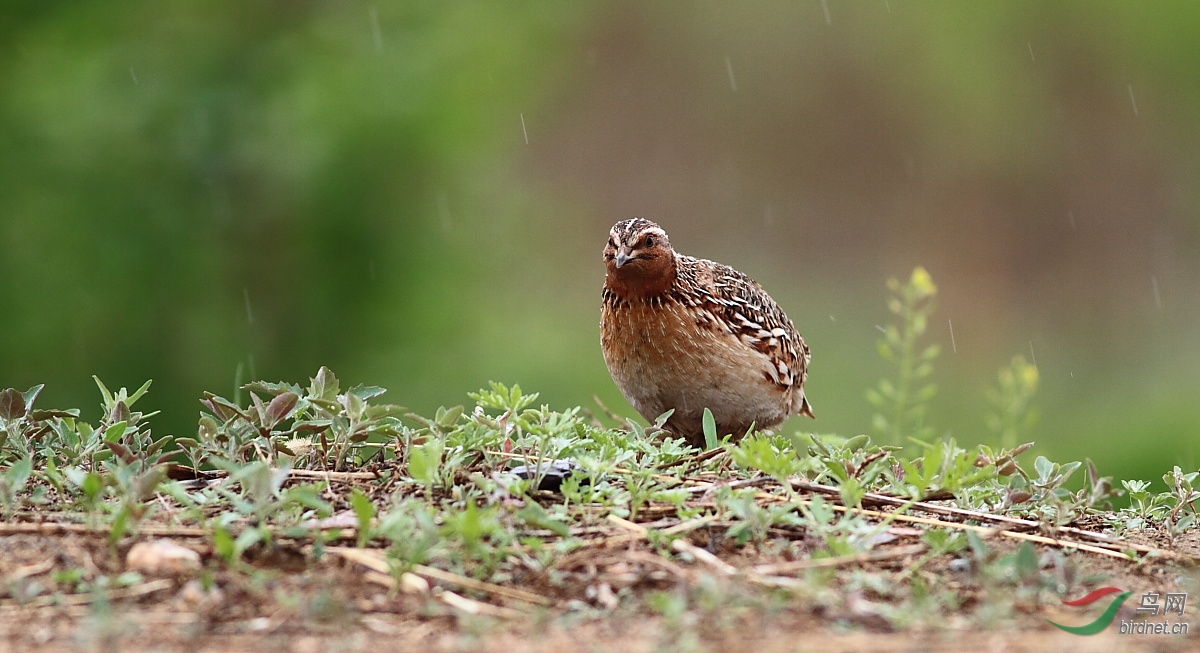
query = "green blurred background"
xmin=2 ymin=1 xmax=1197 ymax=484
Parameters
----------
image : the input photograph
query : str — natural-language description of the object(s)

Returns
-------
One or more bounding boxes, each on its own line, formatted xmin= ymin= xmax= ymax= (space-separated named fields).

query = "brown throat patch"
xmin=604 ymin=253 xmax=676 ymax=301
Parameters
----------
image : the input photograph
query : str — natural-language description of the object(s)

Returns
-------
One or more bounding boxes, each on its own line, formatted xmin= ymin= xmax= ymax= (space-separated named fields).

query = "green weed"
xmin=867 ymin=267 xmax=940 ymax=446
xmin=0 ymin=269 xmax=1193 ymax=631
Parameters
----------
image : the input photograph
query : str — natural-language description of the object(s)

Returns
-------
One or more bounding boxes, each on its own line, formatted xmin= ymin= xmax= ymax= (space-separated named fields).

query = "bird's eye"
xmin=607 ymin=237 xmax=616 ymax=248
xmin=643 ymin=235 xmax=656 ymax=248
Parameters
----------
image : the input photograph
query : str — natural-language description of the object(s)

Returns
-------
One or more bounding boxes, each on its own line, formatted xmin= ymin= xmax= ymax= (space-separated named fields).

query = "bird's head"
xmin=603 ymin=218 xmax=676 ymax=298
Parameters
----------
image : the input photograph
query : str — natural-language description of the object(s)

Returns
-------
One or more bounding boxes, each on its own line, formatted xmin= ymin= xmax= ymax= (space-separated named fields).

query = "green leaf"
xmin=342 ymin=391 xmax=365 ymax=421
xmin=1014 ymin=540 xmax=1038 ymax=581
xmin=408 ymin=439 xmax=443 ymax=486
xmin=249 ymin=392 xmax=268 ymax=424
xmin=877 ymin=379 xmax=895 ymax=398
xmin=435 ymin=405 xmax=463 ymax=428
xmin=64 ymin=468 xmax=104 ymax=501
xmin=282 ymin=485 xmax=333 ymax=517
xmin=912 ymin=313 xmax=927 ymax=335
xmin=126 ymin=379 xmax=153 ymax=408
xmin=21 ymin=384 xmax=45 ymax=411
xmin=103 ymin=421 xmax=128 ymax=442
xmin=146 ymin=435 xmax=173 ymax=456
xmin=93 ymin=376 xmax=115 ymax=408
xmin=517 ymin=501 xmax=570 ymax=537
xmin=5 ymin=457 xmax=32 ymax=492
xmin=916 ymin=384 xmax=938 ymax=402
xmin=1034 ymin=456 xmax=1053 ymax=480
xmin=234 ymin=527 xmax=265 ymax=560
xmin=363 ymin=404 xmax=406 ymax=420
xmin=212 ymin=526 xmax=235 ymax=562
xmin=109 ymin=505 xmax=130 ymax=544
xmin=133 ymin=465 xmax=168 ymax=502
xmin=310 ymin=367 xmax=340 ymax=401
xmin=1057 ymin=461 xmax=1082 ymax=484
xmin=843 ymin=434 xmax=870 ymax=452
xmin=350 ymin=489 xmax=375 ymax=548
xmin=702 ymin=408 xmax=717 ymax=450
xmin=838 ymin=476 xmax=865 ymax=508
xmin=348 ymin=385 xmax=387 ymax=402
xmin=28 ymin=408 xmax=81 ymax=420
xmin=876 ymin=341 xmax=894 ymax=361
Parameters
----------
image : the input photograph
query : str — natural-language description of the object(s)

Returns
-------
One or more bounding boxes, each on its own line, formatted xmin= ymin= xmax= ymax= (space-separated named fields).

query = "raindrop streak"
xmin=1127 ymin=84 xmax=1139 ymax=116
xmin=1029 ymin=341 xmax=1038 ymax=370
xmin=1027 ymin=42 xmax=1035 ymax=63
xmin=369 ymin=7 xmax=383 ymax=54
xmin=1067 ymin=210 xmax=1076 ymax=230
xmin=129 ymin=67 xmax=138 ymax=85
xmin=725 ymin=56 xmax=737 ymax=92
xmin=948 ymin=318 xmax=957 ymax=353
xmin=820 ymin=0 xmax=832 ymax=24
xmin=520 ymin=113 xmax=529 ymax=144
xmin=243 ymin=288 xmax=254 ymax=326
xmin=884 ymin=0 xmax=891 ymax=13
xmin=1152 ymin=275 xmax=1161 ymax=309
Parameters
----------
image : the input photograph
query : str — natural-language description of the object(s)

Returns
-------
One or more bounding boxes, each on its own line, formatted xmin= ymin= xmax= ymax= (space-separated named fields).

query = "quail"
xmin=600 ymin=218 xmax=814 ymax=448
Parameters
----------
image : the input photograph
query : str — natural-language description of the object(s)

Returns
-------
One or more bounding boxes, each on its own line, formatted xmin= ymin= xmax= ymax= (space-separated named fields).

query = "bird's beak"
xmin=614 ymin=246 xmax=634 ymax=268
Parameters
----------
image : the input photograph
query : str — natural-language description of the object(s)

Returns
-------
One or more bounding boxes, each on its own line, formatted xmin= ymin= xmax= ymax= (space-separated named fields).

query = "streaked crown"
xmin=609 ymin=218 xmax=669 ymax=248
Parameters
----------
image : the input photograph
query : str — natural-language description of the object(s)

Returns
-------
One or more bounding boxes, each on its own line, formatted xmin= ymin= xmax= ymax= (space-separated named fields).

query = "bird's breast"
xmin=601 ymin=296 xmax=786 ymax=421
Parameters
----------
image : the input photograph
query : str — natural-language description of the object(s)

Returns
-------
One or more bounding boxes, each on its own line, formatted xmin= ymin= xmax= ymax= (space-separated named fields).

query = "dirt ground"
xmin=1 ymin=529 xmax=1196 ymax=653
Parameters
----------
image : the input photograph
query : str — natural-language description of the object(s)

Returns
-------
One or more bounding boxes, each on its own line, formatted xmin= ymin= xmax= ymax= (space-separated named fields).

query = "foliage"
xmin=0 ymin=271 xmax=1196 ymax=631
xmin=867 ymin=267 xmax=940 ymax=446
xmin=987 ymin=355 xmax=1040 ymax=449
xmin=176 ymin=366 xmax=406 ymax=472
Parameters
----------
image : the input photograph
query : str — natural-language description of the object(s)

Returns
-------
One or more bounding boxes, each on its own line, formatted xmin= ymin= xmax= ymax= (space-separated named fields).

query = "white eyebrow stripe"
xmin=624 ymin=227 xmax=667 ymax=246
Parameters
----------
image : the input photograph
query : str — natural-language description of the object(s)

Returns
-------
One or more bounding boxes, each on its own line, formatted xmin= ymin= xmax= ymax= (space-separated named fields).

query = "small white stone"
xmin=126 ymin=539 xmax=202 ymax=574
xmin=400 ymin=572 xmax=430 ymax=594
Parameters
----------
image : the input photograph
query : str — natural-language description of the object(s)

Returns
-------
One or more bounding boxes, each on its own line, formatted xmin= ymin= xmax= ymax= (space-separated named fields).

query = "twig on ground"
xmin=608 ymin=514 xmax=737 ymax=575
xmin=787 ymin=479 xmax=1186 ymax=559
xmin=325 ymin=546 xmax=553 ymax=608
xmin=0 ymin=578 xmax=174 ymax=611
xmin=751 ymin=544 xmax=928 ymax=576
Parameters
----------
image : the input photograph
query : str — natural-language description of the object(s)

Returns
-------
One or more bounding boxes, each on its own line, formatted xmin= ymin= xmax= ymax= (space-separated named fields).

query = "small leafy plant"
xmin=987 ymin=355 xmax=1040 ymax=449
xmin=867 ymin=267 xmax=940 ymax=446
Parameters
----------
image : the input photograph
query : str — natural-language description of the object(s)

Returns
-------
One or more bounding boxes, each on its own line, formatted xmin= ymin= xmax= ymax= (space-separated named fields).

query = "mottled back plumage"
xmin=600 ymin=218 xmax=813 ymax=447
